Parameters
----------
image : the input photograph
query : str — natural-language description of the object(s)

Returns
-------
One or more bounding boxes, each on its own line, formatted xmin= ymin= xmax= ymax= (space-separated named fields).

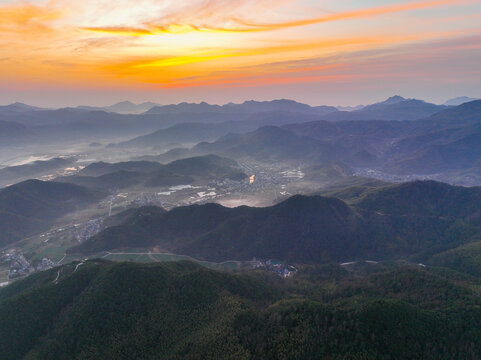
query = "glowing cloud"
xmin=0 ymin=0 xmax=480 ymax=105
xmin=80 ymin=0 xmax=469 ymax=36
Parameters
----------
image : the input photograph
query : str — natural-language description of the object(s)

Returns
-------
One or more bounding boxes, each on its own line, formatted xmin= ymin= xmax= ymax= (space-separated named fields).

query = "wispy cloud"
xmin=0 ymin=1 xmax=62 ymax=35
xmin=80 ymin=0 xmax=468 ymax=36
xmin=232 ymin=0 xmax=471 ymax=32
xmin=145 ymin=31 xmax=481 ymax=89
xmin=1 ymin=0 xmax=480 ymax=102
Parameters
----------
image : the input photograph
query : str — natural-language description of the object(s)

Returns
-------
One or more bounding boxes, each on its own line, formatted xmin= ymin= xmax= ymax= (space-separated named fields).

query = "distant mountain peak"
xmin=111 ymin=100 xmax=136 ymax=106
xmin=384 ymin=95 xmax=407 ymax=104
xmin=6 ymin=102 xmax=43 ymax=111
xmin=105 ymin=100 xmax=160 ymax=114
xmin=361 ymin=95 xmax=409 ymax=110
xmin=443 ymin=96 xmax=480 ymax=106
xmin=10 ymin=102 xmax=33 ymax=108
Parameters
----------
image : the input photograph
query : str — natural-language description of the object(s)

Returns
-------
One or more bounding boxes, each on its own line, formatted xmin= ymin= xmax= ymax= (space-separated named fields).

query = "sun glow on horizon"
xmin=1 ymin=0 xmax=481 ymax=106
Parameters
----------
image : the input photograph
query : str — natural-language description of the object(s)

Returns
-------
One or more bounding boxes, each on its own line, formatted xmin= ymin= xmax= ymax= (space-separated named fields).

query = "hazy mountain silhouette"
xmin=145 ymin=99 xmax=338 ymax=116
xmin=57 ymin=155 xmax=246 ymax=190
xmin=444 ymin=96 xmax=479 ymax=106
xmin=323 ymin=96 xmax=448 ymax=121
xmin=0 ymin=180 xmax=105 ymax=246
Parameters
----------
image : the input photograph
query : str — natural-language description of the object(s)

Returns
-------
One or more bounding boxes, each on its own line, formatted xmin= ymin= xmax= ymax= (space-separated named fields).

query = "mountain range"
xmin=322 ymin=96 xmax=449 ymax=121
xmin=0 ymin=158 xmax=74 ymax=187
xmin=2 ymin=93 xmax=481 ymax=359
xmin=141 ymin=100 xmax=481 ymax=183
xmin=77 ymin=101 xmax=161 ymax=114
xmin=0 ymin=96 xmax=455 ymax=150
xmin=144 ymin=99 xmax=338 ymax=116
xmin=57 ymin=155 xmax=247 ymax=190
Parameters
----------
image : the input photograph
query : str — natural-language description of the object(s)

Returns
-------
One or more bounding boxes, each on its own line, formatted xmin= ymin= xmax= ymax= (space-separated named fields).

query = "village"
xmin=251 ymin=258 xmax=298 ymax=278
xmin=0 ymin=251 xmax=56 ymax=282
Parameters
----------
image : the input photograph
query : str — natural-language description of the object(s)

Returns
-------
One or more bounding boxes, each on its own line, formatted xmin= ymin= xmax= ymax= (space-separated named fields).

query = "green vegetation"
xmin=302 ymin=162 xmax=354 ymax=184
xmin=1 ymin=260 xmax=481 ymax=359
xmin=429 ymin=240 xmax=481 ymax=277
xmin=71 ymin=181 xmax=481 ymax=266
xmin=102 ymin=251 xmax=241 ymax=271
xmin=315 ymin=176 xmax=391 ymax=202
xmin=70 ymin=194 xmax=364 ymax=263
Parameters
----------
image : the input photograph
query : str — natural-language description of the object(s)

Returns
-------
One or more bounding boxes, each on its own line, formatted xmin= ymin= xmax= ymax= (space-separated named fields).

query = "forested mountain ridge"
xmin=57 ymin=155 xmax=247 ymax=190
xmin=1 ymin=260 xmax=481 ymax=360
xmin=70 ymin=180 xmax=481 ymax=266
xmin=0 ymin=180 xmax=105 ymax=246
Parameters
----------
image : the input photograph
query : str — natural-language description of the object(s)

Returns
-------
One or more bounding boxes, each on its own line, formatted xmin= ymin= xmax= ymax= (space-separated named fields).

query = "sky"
xmin=1 ymin=0 xmax=481 ymax=107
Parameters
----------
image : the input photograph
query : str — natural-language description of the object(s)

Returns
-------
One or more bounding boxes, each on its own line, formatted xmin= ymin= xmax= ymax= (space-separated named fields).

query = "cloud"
xmin=232 ymin=0 xmax=470 ymax=32
xmin=41 ymin=60 xmax=76 ymax=68
xmin=1 ymin=0 xmax=480 ymax=98
xmin=80 ymin=0 xmax=469 ymax=36
xmin=147 ymin=31 xmax=481 ymax=89
xmin=113 ymin=34 xmax=419 ymax=71
xmin=0 ymin=1 xmax=62 ymax=35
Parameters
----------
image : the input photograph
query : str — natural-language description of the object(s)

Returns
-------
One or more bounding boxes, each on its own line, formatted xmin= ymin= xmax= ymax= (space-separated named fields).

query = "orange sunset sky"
xmin=1 ymin=0 xmax=481 ymax=106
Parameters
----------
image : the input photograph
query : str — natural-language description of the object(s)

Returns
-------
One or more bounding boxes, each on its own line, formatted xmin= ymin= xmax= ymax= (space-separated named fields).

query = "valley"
xmin=3 ymin=2 xmax=481 ymax=356
xmin=0 ymin=155 xmax=319 ymax=284
xmin=1 ymin=96 xmax=481 ymax=359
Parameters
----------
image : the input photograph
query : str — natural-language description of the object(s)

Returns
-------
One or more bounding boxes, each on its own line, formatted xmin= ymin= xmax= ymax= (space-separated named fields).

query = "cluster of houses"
xmin=132 ymin=193 xmax=164 ymax=208
xmin=36 ymin=258 xmax=55 ymax=272
xmin=252 ymin=258 xmax=298 ymax=278
xmin=1 ymin=251 xmax=55 ymax=280
xmin=75 ymin=218 xmax=104 ymax=242
xmin=2 ymin=252 xmax=35 ymax=279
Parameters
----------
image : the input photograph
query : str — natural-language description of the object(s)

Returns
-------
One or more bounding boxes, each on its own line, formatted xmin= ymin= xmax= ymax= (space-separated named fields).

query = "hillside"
xmin=71 ymin=181 xmax=481 ymax=264
xmin=69 ymin=195 xmax=363 ymax=261
xmin=322 ymin=96 xmax=448 ymax=121
xmin=315 ymin=176 xmax=391 ymax=202
xmin=380 ymin=102 xmax=481 ymax=175
xmin=112 ymin=122 xmax=238 ymax=149
xmin=151 ymin=118 xmax=420 ymax=166
xmin=0 ymin=180 xmax=105 ymax=246
xmin=354 ymin=180 xmax=481 ymax=217
xmin=387 ymin=131 xmax=481 ymax=174
xmin=140 ymin=100 xmax=481 ymax=183
xmin=444 ymin=96 xmax=479 ymax=106
xmin=302 ymin=162 xmax=354 ymax=183
xmin=426 ymin=99 xmax=481 ymax=126
xmin=0 ymin=158 xmax=73 ymax=186
xmin=78 ymin=160 xmax=162 ymax=177
xmin=58 ymin=155 xmax=247 ymax=190
xmin=170 ymin=126 xmax=347 ymax=164
xmin=0 ymin=120 xmax=31 ymax=145
xmin=111 ymin=111 xmax=324 ymax=150
xmin=1 ymin=260 xmax=481 ymax=359
xmin=429 ymin=241 xmax=481 ymax=277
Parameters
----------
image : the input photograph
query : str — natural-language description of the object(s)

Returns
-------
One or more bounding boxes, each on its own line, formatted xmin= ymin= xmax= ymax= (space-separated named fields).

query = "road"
xmin=74 ymin=261 xmax=84 ymax=272
xmin=53 ymin=269 xmax=61 ymax=283
xmin=102 ymin=251 xmax=242 ymax=266
xmin=57 ymin=253 xmax=66 ymax=265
